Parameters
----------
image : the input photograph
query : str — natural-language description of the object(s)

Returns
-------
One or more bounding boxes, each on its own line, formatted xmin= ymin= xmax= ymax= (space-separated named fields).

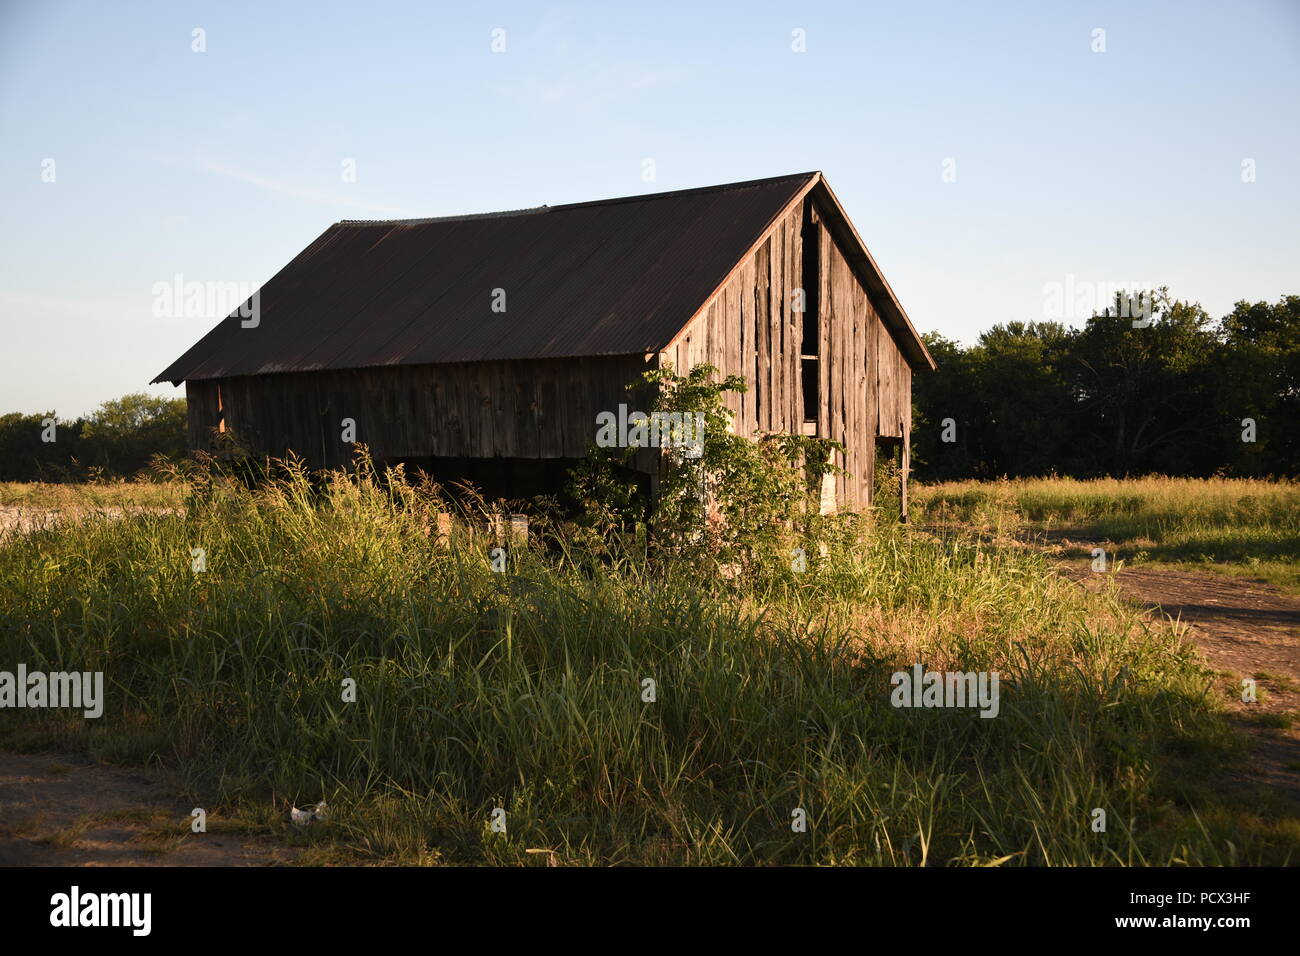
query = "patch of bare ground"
xmin=0 ymin=752 xmax=300 ymax=866
xmin=0 ymin=505 xmax=174 ymax=537
xmin=1042 ymin=531 xmax=1300 ymax=807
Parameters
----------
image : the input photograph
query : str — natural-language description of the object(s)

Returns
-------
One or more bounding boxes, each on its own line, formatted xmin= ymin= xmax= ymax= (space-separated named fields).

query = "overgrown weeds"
xmin=0 ymin=455 xmax=1285 ymax=865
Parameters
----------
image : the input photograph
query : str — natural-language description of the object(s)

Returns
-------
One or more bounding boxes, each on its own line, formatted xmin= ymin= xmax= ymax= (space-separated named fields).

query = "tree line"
xmin=911 ymin=292 xmax=1299 ymax=480
xmin=2 ymin=293 xmax=1295 ymax=484
xmin=0 ymin=393 xmax=187 ymax=481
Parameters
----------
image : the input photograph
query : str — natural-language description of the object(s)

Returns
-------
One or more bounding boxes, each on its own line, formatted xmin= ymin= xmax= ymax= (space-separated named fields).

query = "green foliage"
xmin=913 ymin=292 xmax=1299 ymax=480
xmin=0 ymin=393 xmax=187 ymax=481
xmin=80 ymin=393 xmax=189 ymax=475
xmin=569 ymin=363 xmax=845 ymax=569
xmin=0 ymin=412 xmax=84 ymax=481
xmin=1066 ymin=293 xmax=1219 ymax=475
xmin=1217 ymin=295 xmax=1300 ymax=476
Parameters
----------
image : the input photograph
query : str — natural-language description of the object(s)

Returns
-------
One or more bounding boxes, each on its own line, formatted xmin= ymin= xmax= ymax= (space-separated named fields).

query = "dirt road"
xmin=0 ymin=752 xmax=299 ymax=866
xmin=1050 ymin=537 xmax=1300 ymax=804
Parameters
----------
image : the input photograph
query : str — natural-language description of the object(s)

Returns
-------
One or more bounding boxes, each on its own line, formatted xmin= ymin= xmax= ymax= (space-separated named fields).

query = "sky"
xmin=1 ymin=0 xmax=1297 ymax=417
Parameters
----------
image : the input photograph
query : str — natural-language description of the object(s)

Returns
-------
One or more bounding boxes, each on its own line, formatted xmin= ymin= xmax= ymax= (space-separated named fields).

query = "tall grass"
xmin=914 ymin=477 xmax=1300 ymax=592
xmin=0 ymin=464 xmax=1291 ymax=865
xmin=0 ymin=479 xmax=185 ymax=510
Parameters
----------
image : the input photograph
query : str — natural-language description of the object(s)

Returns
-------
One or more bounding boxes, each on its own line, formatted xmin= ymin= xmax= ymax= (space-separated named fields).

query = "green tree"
xmin=913 ymin=324 xmax=1074 ymax=479
xmin=0 ymin=393 xmax=187 ymax=481
xmin=0 ymin=412 xmax=84 ymax=481
xmin=1064 ymin=291 xmax=1220 ymax=475
xmin=972 ymin=321 xmax=1075 ymax=476
xmin=1217 ymin=295 xmax=1300 ymax=476
xmin=80 ymin=393 xmax=188 ymax=476
xmin=912 ymin=333 xmax=986 ymax=480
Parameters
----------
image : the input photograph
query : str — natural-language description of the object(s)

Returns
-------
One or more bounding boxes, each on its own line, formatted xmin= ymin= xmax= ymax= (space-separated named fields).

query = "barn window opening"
xmin=800 ymin=204 xmax=821 ymax=427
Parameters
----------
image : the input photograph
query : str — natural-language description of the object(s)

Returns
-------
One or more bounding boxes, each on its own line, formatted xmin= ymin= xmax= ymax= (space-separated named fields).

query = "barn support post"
xmin=899 ymin=419 xmax=910 ymax=523
xmin=818 ymin=448 xmax=836 ymax=516
xmin=509 ymin=514 xmax=529 ymax=544
xmin=489 ymin=513 xmax=529 ymax=545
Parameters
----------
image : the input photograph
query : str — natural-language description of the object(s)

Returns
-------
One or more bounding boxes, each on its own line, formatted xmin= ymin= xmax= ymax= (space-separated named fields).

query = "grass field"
xmin=0 ymin=469 xmax=1295 ymax=865
xmin=0 ymin=480 xmax=185 ymax=510
xmin=913 ymin=477 xmax=1300 ymax=594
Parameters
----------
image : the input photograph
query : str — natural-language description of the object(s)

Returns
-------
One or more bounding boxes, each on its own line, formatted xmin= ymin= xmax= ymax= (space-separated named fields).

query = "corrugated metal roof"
xmin=153 ymin=173 xmax=820 ymax=384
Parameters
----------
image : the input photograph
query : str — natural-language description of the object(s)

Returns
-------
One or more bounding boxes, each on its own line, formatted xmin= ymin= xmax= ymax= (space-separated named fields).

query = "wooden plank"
xmin=773 ymin=214 xmax=783 ymax=433
xmin=538 ymin=366 xmax=558 ymax=458
xmin=773 ymin=222 xmax=784 ymax=432
xmin=726 ymin=271 xmax=740 ymax=422
xmin=776 ymin=213 xmax=785 ymax=432
xmin=855 ymin=282 xmax=868 ymax=505
xmin=786 ymin=207 xmax=794 ymax=430
xmin=754 ymin=254 xmax=761 ymax=428
xmin=846 ymin=273 xmax=859 ymax=506
xmin=818 ymin=218 xmax=830 ymax=443
xmin=756 ymin=239 xmax=771 ymax=433
xmin=704 ymin=299 xmax=715 ymax=371
xmin=900 ymin=420 xmax=910 ymax=522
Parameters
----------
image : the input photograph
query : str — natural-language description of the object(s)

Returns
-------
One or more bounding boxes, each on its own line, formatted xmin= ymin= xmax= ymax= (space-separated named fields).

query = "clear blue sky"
xmin=2 ymin=0 xmax=1297 ymax=416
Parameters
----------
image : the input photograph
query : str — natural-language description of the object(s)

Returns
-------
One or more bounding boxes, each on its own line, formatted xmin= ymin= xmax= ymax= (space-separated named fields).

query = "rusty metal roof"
xmin=153 ymin=172 xmax=932 ymax=383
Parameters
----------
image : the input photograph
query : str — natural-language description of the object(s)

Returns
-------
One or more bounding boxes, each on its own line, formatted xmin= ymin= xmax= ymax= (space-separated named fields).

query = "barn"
xmin=153 ymin=172 xmax=934 ymax=515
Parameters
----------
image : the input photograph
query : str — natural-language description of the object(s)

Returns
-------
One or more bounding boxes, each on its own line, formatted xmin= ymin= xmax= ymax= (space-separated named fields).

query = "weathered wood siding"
xmin=658 ymin=197 xmax=913 ymax=510
xmin=187 ymin=355 xmax=652 ymax=470
xmin=658 ymin=204 xmax=802 ymax=437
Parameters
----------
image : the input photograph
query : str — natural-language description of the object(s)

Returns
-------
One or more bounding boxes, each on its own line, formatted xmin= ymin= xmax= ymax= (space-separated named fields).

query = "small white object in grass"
xmin=290 ymin=801 xmax=328 ymax=826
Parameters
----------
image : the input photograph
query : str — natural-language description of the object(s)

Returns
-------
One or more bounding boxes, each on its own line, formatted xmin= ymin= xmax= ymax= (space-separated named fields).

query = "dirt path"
xmin=1047 ymin=535 xmax=1300 ymax=804
xmin=0 ymin=505 xmax=175 ymax=537
xmin=0 ymin=752 xmax=300 ymax=866
xmin=1 ymin=506 xmax=302 ymax=867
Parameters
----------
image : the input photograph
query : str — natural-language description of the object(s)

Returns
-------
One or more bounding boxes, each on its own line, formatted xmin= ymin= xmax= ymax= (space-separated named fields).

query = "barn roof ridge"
xmin=333 ymin=172 xmax=821 ymax=228
xmin=336 ymin=206 xmax=551 ymax=226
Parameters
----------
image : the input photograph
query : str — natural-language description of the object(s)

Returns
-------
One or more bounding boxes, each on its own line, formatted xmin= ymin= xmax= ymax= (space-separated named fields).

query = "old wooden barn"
xmin=153 ymin=172 xmax=935 ymax=514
